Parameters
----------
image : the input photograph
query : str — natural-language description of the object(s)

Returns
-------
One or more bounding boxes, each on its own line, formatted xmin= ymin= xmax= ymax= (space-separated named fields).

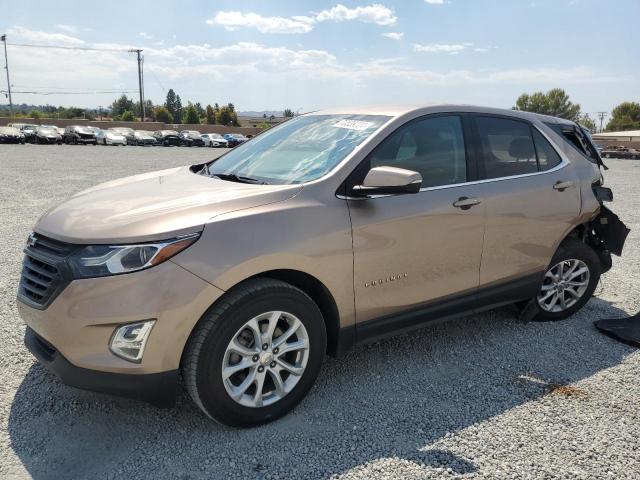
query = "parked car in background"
xmin=96 ymin=129 xmax=127 ymax=146
xmin=0 ymin=126 xmax=25 ymax=144
xmin=33 ymin=126 xmax=62 ymax=144
xmin=20 ymin=124 xmax=38 ymax=143
xmin=201 ymin=133 xmax=229 ymax=148
xmin=179 ymin=130 xmax=205 ymax=147
xmin=54 ymin=126 xmax=65 ymax=137
xmin=110 ymin=127 xmax=136 ymax=145
xmin=153 ymin=130 xmax=181 ymax=146
xmin=224 ymin=133 xmax=248 ymax=147
xmin=601 ymin=145 xmax=640 ymax=159
xmin=132 ymin=130 xmax=156 ymax=146
xmin=63 ymin=126 xmax=98 ymax=145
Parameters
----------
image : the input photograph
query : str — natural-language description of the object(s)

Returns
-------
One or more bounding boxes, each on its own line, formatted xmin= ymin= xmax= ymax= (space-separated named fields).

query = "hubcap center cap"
xmin=259 ymin=352 xmax=274 ymax=366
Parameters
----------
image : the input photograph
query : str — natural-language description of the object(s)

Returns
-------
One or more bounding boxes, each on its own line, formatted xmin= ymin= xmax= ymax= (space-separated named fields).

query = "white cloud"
xmin=413 ymin=42 xmax=472 ymax=54
xmin=8 ymin=26 xmax=84 ymax=46
xmin=139 ymin=32 xmax=153 ymax=40
xmin=424 ymin=0 xmax=447 ymax=4
xmin=207 ymin=11 xmax=315 ymax=34
xmin=4 ymin=26 xmax=617 ymax=110
xmin=382 ymin=32 xmax=404 ymax=40
xmin=206 ymin=3 xmax=397 ymax=34
xmin=315 ymin=4 xmax=397 ymax=25
xmin=55 ymin=24 xmax=77 ymax=34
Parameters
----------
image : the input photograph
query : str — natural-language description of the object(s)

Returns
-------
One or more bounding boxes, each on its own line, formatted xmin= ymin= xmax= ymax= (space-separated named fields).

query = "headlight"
xmin=67 ymin=233 xmax=200 ymax=278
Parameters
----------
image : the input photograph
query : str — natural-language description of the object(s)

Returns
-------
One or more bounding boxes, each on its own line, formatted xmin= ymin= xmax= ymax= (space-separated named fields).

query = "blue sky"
xmin=1 ymin=0 xmax=638 ymax=116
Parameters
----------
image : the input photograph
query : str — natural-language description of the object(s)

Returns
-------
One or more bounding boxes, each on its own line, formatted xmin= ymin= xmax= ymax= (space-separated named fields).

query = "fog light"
xmin=109 ymin=320 xmax=155 ymax=363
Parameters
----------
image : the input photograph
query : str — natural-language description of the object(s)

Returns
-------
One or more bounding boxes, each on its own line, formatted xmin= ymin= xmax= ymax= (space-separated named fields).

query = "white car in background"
xmin=96 ymin=129 xmax=127 ymax=146
xmin=201 ymin=133 xmax=229 ymax=148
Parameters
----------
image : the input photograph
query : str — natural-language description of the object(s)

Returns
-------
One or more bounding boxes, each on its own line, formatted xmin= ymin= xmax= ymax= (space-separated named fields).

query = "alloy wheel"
xmin=537 ymin=259 xmax=590 ymax=313
xmin=222 ymin=311 xmax=309 ymax=408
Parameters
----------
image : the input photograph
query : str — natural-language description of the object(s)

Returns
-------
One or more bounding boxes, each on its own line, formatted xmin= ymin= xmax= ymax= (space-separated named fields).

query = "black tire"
xmin=182 ymin=278 xmax=326 ymax=427
xmin=529 ymin=239 xmax=601 ymax=322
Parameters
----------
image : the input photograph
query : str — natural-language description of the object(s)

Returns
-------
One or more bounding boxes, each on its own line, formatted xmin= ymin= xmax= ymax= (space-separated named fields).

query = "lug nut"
xmin=273 ymin=347 xmax=279 ymax=354
xmin=270 ymin=361 xmax=276 ymax=368
xmin=262 ymin=343 xmax=268 ymax=350
xmin=258 ymin=366 xmax=264 ymax=373
xmin=252 ymin=354 xmax=259 ymax=362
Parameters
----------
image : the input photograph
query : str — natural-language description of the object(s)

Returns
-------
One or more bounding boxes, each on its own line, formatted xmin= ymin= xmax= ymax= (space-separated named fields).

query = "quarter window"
xmin=368 ymin=115 xmax=467 ymax=188
xmin=532 ymin=129 xmax=562 ymax=171
xmin=476 ymin=117 xmax=538 ymax=179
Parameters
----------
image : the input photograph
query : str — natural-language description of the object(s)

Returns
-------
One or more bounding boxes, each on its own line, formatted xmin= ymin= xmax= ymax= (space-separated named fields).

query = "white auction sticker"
xmin=333 ymin=119 xmax=374 ymax=131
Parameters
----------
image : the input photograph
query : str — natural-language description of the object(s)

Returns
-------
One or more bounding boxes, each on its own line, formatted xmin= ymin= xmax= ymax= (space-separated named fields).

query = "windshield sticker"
xmin=333 ymin=119 xmax=375 ymax=131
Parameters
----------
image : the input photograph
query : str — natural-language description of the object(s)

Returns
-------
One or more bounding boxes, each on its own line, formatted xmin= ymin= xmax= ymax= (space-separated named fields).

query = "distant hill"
xmin=237 ymin=111 xmax=283 ymax=118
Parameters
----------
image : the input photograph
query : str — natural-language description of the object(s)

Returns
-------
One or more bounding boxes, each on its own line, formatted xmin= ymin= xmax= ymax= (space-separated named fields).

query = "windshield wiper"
xmin=211 ymin=172 xmax=268 ymax=185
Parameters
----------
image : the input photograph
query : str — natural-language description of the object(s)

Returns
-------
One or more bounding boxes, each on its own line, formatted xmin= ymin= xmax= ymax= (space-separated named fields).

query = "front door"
xmin=347 ymin=114 xmax=486 ymax=329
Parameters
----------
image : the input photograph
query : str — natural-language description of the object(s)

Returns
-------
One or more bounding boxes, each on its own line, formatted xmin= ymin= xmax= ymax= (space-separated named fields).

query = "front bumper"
xmin=17 ymin=259 xmax=224 ymax=375
xmin=25 ymin=326 xmax=178 ymax=407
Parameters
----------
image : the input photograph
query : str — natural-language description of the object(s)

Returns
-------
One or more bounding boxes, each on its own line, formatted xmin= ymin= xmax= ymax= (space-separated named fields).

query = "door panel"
xmin=349 ymin=185 xmax=485 ymax=323
xmin=478 ymin=169 xmax=580 ymax=286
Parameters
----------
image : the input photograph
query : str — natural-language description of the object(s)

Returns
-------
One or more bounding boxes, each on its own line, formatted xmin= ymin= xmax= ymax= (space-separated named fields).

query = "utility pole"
xmin=1 ymin=34 xmax=13 ymax=118
xmin=129 ymin=49 xmax=144 ymax=121
xmin=596 ymin=111 xmax=608 ymax=133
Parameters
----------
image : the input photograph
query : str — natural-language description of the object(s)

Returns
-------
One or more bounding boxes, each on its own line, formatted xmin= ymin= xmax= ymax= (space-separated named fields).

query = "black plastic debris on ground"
xmin=594 ymin=312 xmax=640 ymax=348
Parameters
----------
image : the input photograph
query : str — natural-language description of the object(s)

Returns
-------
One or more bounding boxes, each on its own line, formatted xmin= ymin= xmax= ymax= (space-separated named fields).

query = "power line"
xmin=6 ymin=42 xmax=132 ymax=53
xmin=3 ymin=90 xmax=139 ymax=95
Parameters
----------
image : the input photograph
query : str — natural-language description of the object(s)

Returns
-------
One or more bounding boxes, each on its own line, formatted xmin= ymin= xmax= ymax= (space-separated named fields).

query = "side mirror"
xmin=351 ymin=166 xmax=422 ymax=197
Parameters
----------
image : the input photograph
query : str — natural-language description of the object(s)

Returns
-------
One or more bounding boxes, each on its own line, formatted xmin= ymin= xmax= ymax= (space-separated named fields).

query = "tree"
xmin=154 ymin=106 xmax=173 ymax=123
xmin=111 ymin=94 xmax=135 ymax=117
xmin=216 ymin=105 xmax=233 ymax=126
xmin=205 ymin=104 xmax=216 ymax=124
xmin=283 ymin=108 xmax=294 ymax=118
xmin=164 ymin=89 xmax=180 ymax=123
xmin=606 ymin=102 xmax=640 ymax=132
xmin=513 ymin=88 xmax=581 ymax=121
xmin=194 ymin=102 xmax=205 ymax=119
xmin=121 ymin=110 xmax=136 ymax=121
xmin=578 ymin=114 xmax=596 ymax=133
xmin=29 ymin=110 xmax=41 ymax=121
xmin=175 ymin=95 xmax=183 ymax=124
xmin=184 ymin=103 xmax=200 ymax=124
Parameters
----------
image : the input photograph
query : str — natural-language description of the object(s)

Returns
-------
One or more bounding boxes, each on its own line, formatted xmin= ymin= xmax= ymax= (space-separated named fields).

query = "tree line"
xmin=513 ymin=88 xmax=640 ymax=133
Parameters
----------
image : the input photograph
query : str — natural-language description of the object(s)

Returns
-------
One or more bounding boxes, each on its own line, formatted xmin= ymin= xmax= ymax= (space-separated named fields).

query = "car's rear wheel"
xmin=530 ymin=239 xmax=601 ymax=321
xmin=182 ymin=278 xmax=326 ymax=427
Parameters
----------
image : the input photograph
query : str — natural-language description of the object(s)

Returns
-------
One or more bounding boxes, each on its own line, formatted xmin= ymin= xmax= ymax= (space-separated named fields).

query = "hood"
xmin=35 ymin=166 xmax=302 ymax=244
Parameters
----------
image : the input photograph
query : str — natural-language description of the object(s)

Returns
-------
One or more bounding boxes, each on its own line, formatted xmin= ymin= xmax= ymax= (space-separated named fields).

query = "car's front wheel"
xmin=182 ymin=278 xmax=326 ymax=427
xmin=530 ymin=239 xmax=601 ymax=321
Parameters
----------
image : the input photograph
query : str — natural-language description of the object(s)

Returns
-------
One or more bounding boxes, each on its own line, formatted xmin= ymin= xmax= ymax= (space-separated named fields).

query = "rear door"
xmin=348 ymin=114 xmax=486 ymax=328
xmin=472 ymin=115 xmax=580 ymax=290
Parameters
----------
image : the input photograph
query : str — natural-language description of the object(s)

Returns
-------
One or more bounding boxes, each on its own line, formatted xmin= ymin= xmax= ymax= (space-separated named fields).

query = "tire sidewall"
xmin=533 ymin=240 xmax=601 ymax=321
xmin=194 ymin=287 xmax=326 ymax=426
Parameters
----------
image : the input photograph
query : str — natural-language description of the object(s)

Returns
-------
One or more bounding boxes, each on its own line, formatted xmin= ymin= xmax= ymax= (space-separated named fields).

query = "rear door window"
xmin=475 ymin=117 xmax=538 ymax=179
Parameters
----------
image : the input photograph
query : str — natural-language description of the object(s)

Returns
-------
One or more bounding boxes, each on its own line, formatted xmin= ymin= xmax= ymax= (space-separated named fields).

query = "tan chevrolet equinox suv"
xmin=18 ymin=105 xmax=629 ymax=427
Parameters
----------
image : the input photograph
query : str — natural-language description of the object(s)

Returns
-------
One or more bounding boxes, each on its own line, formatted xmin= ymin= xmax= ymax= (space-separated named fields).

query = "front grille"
xmin=18 ymin=233 xmax=78 ymax=309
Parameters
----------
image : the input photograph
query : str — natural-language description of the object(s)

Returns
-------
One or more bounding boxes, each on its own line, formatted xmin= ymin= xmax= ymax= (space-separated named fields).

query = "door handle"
xmin=553 ymin=180 xmax=574 ymax=191
xmin=453 ymin=196 xmax=482 ymax=210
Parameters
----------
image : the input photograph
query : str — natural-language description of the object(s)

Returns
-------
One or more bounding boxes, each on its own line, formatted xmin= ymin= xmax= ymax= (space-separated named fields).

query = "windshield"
xmin=136 ymin=130 xmax=153 ymax=136
xmin=209 ymin=114 xmax=389 ymax=184
xmin=38 ymin=127 xmax=56 ymax=134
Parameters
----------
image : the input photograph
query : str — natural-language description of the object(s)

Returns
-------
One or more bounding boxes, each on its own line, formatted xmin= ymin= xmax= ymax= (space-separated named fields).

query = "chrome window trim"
xmin=339 ymin=123 xmax=571 ymax=200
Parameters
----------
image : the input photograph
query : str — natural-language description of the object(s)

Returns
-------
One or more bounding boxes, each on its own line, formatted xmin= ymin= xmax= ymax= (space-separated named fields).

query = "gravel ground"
xmin=1 ymin=144 xmax=639 ymax=480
